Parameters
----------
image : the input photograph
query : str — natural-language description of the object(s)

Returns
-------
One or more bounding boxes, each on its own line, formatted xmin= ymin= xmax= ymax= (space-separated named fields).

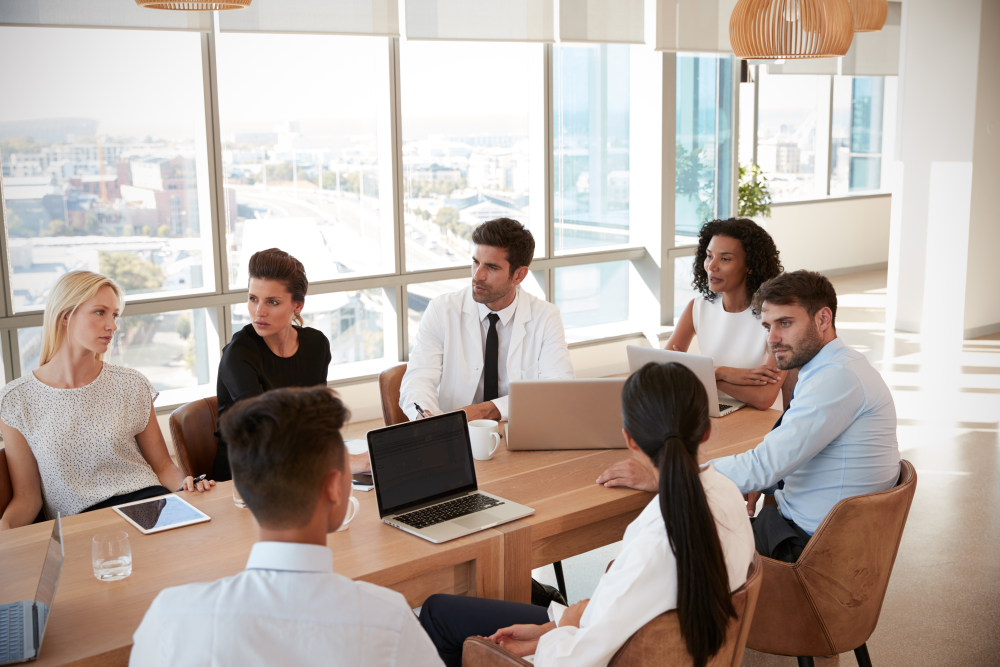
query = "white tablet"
xmin=112 ymin=494 xmax=211 ymax=535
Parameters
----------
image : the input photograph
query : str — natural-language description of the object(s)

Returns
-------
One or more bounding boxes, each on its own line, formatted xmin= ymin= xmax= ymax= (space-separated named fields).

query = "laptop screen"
xmin=368 ymin=411 xmax=478 ymax=517
xmin=34 ymin=515 xmax=65 ymax=648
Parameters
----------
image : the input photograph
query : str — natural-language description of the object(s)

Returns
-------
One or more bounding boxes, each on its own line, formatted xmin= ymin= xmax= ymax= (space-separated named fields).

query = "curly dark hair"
xmin=691 ymin=218 xmax=782 ymax=313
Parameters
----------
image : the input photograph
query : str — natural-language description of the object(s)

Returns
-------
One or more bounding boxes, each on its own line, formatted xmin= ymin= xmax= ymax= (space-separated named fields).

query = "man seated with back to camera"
xmin=597 ymin=270 xmax=900 ymax=562
xmin=399 ymin=217 xmax=575 ymax=424
xmin=129 ymin=386 xmax=443 ymax=667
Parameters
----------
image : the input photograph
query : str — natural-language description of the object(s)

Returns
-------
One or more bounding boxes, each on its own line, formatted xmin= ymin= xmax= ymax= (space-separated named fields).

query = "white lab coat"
xmin=400 ymin=286 xmax=575 ymax=420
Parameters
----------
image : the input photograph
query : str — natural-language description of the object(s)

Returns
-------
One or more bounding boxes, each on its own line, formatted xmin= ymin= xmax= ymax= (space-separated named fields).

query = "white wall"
xmin=763 ymin=194 xmax=892 ymax=276
xmin=963 ymin=0 xmax=1000 ymax=337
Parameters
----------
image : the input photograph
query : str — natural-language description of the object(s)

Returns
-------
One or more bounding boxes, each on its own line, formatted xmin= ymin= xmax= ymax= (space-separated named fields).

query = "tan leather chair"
xmin=0 ymin=448 xmax=12 ymax=518
xmin=462 ymin=553 xmax=764 ymax=667
xmin=169 ymin=397 xmax=219 ymax=479
xmin=746 ymin=460 xmax=917 ymax=667
xmin=379 ymin=363 xmax=409 ymax=426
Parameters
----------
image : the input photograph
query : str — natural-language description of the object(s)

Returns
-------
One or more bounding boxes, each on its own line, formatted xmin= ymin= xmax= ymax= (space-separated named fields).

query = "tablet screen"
xmin=115 ymin=495 xmax=207 ymax=531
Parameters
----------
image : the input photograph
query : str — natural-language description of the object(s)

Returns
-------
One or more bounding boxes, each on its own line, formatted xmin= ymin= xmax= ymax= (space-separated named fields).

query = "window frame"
xmin=0 ymin=19 xmax=733 ymax=410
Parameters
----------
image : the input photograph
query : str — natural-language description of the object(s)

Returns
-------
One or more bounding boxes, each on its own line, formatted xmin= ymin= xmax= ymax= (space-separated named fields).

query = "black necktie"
xmin=484 ymin=313 xmax=500 ymax=402
xmin=772 ymin=389 xmax=794 ymax=430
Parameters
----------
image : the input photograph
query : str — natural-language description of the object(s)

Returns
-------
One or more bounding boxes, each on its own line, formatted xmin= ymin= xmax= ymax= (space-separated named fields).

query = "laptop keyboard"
xmin=0 ymin=602 xmax=25 ymax=662
xmin=396 ymin=494 xmax=504 ymax=529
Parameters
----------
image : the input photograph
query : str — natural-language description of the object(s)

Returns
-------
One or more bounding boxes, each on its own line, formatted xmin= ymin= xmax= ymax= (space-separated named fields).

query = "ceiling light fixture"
xmin=847 ymin=0 xmax=888 ymax=32
xmin=135 ymin=0 xmax=251 ymax=10
xmin=730 ymin=0 xmax=855 ymax=60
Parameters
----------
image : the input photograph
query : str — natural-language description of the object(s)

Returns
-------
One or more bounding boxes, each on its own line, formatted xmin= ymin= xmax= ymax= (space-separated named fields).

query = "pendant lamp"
xmin=135 ymin=0 xmax=251 ymax=9
xmin=730 ymin=0 xmax=855 ymax=60
xmin=847 ymin=0 xmax=888 ymax=31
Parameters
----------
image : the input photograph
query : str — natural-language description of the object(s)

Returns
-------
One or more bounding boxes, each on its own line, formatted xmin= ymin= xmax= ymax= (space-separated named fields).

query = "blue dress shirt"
xmin=710 ymin=338 xmax=900 ymax=534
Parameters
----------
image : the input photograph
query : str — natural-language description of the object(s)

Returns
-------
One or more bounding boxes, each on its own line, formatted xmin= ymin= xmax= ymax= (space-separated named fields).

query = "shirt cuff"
xmin=547 ymin=601 xmax=567 ymax=625
xmin=491 ymin=396 xmax=509 ymax=421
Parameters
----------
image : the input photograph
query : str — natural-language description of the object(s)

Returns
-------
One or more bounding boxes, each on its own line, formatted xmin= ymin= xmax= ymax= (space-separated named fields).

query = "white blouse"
xmin=532 ymin=465 xmax=756 ymax=667
xmin=692 ymin=296 xmax=770 ymax=370
xmin=0 ymin=363 xmax=162 ymax=519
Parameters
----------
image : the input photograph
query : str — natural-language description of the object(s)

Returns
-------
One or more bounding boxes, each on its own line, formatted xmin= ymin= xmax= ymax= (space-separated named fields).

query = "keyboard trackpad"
xmin=453 ymin=513 xmax=500 ymax=529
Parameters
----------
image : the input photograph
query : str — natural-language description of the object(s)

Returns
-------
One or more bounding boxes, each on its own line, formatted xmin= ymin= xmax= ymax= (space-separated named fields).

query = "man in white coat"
xmin=400 ymin=217 xmax=575 ymax=422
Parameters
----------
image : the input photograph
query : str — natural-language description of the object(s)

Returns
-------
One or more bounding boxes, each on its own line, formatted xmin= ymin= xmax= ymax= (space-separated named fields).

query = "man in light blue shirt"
xmin=710 ymin=270 xmax=900 ymax=561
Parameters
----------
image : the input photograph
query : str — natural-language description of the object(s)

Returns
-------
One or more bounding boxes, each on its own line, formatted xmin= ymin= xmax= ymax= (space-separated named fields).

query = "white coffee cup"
xmin=335 ymin=496 xmax=360 ymax=532
xmin=468 ymin=419 xmax=501 ymax=461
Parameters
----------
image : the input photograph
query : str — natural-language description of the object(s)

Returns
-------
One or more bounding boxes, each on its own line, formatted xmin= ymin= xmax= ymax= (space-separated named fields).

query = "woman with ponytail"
xmin=418 ymin=362 xmax=755 ymax=667
xmin=212 ymin=248 xmax=333 ymax=481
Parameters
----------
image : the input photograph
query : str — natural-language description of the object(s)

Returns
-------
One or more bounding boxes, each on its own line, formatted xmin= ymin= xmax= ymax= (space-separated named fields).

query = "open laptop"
xmin=0 ymin=515 xmax=64 ymax=665
xmin=626 ymin=346 xmax=745 ymax=418
xmin=367 ymin=411 xmax=534 ymax=544
xmin=507 ymin=378 xmax=627 ymax=450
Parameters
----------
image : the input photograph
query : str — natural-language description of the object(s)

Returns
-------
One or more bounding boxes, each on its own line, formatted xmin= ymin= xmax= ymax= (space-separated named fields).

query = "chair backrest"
xmin=169 ymin=396 xmax=219 ymax=479
xmin=748 ymin=459 xmax=918 ymax=656
xmin=608 ymin=552 xmax=764 ymax=667
xmin=379 ymin=363 xmax=409 ymax=426
xmin=0 ymin=448 xmax=12 ymax=518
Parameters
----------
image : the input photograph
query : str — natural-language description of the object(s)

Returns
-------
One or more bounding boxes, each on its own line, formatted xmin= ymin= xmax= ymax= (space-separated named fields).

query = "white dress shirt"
xmin=473 ymin=290 xmax=518 ymax=406
xmin=400 ymin=285 xmax=575 ymax=421
xmin=710 ymin=337 xmax=899 ymax=534
xmin=532 ymin=466 xmax=755 ymax=667
xmin=129 ymin=542 xmax=444 ymax=667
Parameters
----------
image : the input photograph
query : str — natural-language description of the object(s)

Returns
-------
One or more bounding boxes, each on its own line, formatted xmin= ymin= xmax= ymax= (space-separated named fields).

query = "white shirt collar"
xmin=245 ymin=541 xmax=334 ymax=574
xmin=476 ymin=286 xmax=518 ymax=326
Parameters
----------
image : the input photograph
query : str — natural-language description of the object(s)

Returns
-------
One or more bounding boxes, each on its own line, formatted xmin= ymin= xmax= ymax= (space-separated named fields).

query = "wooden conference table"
xmin=0 ymin=407 xmax=778 ymax=666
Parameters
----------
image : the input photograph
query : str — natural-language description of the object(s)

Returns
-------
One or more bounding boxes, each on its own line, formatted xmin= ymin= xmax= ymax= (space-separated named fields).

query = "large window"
xmin=555 ymin=261 xmax=629 ymax=336
xmin=0 ymin=27 xmax=215 ymax=312
xmin=675 ymin=54 xmax=734 ymax=238
xmin=553 ymin=44 xmax=630 ymax=253
xmin=216 ymin=33 xmax=392 ymax=288
xmin=400 ymin=41 xmax=536 ymax=272
xmin=831 ymin=77 xmax=885 ymax=195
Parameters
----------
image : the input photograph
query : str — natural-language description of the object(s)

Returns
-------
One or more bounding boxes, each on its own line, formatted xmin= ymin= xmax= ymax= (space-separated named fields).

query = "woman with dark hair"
xmin=666 ymin=217 xmax=786 ymax=411
xmin=211 ymin=248 xmax=333 ymax=482
xmin=417 ymin=362 xmax=755 ymax=667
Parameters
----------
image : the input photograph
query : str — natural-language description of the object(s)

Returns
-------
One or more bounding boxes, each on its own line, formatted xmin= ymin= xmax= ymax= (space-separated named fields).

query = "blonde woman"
xmin=0 ymin=271 xmax=213 ymax=531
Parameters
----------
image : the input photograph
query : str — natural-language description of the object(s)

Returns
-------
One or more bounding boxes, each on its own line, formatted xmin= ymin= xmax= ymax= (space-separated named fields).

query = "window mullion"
xmin=202 ymin=16 xmax=230 ymax=295
xmin=0 ymin=175 xmax=12 ymax=317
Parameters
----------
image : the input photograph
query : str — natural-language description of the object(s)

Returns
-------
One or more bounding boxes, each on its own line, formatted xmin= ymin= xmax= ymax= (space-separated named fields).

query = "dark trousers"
xmin=419 ymin=594 xmax=550 ymax=667
xmin=751 ymin=504 xmax=811 ymax=563
xmin=82 ymin=485 xmax=173 ymax=513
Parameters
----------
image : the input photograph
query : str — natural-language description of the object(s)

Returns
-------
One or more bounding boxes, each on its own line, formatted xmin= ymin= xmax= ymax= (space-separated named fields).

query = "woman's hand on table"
xmin=715 ymin=365 xmax=781 ymax=386
xmin=181 ymin=476 xmax=216 ymax=493
xmin=350 ymin=452 xmax=371 ymax=473
xmin=596 ymin=458 xmax=658 ymax=493
xmin=488 ymin=621 xmax=556 ymax=657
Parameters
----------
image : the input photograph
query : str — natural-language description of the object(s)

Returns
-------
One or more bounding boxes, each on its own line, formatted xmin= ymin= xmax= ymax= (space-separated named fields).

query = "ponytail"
xmin=622 ymin=363 xmax=736 ymax=667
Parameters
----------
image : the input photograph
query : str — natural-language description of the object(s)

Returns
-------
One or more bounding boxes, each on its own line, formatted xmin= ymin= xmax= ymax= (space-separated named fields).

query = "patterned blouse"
xmin=0 ymin=363 xmax=162 ymax=519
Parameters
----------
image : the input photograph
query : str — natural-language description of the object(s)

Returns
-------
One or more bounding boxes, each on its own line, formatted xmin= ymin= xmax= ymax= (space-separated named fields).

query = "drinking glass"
xmin=92 ymin=531 xmax=132 ymax=581
xmin=233 ymin=481 xmax=247 ymax=509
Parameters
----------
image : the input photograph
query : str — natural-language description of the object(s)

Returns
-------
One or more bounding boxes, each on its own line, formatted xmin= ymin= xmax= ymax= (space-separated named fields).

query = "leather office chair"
xmin=462 ymin=552 xmax=764 ymax=667
xmin=169 ymin=397 xmax=219 ymax=479
xmin=379 ymin=363 xmax=409 ymax=426
xmin=0 ymin=448 xmax=12 ymax=518
xmin=746 ymin=460 xmax=917 ymax=667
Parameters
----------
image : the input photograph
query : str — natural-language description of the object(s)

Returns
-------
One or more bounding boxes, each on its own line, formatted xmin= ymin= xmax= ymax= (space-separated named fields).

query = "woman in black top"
xmin=212 ymin=248 xmax=332 ymax=481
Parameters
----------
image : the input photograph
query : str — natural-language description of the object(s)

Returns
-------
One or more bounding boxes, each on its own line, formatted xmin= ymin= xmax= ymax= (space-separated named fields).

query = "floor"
xmin=534 ymin=270 xmax=1000 ymax=666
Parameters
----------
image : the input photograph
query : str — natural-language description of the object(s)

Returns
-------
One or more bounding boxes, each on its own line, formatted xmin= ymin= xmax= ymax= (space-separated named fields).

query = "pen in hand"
xmin=177 ymin=474 xmax=207 ymax=492
xmin=414 ymin=403 xmax=428 ymax=418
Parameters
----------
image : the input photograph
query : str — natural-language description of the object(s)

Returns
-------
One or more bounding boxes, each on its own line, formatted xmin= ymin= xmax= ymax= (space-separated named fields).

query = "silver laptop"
xmin=368 ymin=411 xmax=534 ymax=544
xmin=626 ymin=346 xmax=745 ymax=418
xmin=507 ymin=378 xmax=627 ymax=450
xmin=0 ymin=515 xmax=64 ymax=665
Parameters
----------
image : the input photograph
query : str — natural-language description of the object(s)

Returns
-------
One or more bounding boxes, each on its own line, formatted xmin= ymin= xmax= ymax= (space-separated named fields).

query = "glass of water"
xmin=92 ymin=531 xmax=132 ymax=581
xmin=233 ymin=481 xmax=247 ymax=509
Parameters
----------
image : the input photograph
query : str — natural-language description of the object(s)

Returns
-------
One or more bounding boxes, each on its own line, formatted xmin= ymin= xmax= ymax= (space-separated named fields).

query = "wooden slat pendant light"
xmin=730 ymin=0 xmax=855 ymax=59
xmin=848 ymin=0 xmax=888 ymax=31
xmin=135 ymin=0 xmax=251 ymax=9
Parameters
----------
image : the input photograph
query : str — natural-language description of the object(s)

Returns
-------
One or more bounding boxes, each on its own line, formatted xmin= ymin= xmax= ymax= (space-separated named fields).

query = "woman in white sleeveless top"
xmin=665 ymin=218 xmax=786 ymax=411
xmin=0 ymin=271 xmax=214 ymax=530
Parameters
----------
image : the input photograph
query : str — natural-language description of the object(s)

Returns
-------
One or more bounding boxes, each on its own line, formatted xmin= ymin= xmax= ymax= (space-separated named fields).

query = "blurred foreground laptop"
xmin=0 ymin=515 xmax=64 ymax=664
xmin=368 ymin=411 xmax=534 ymax=544
xmin=626 ymin=346 xmax=744 ymax=417
xmin=506 ymin=378 xmax=627 ymax=450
